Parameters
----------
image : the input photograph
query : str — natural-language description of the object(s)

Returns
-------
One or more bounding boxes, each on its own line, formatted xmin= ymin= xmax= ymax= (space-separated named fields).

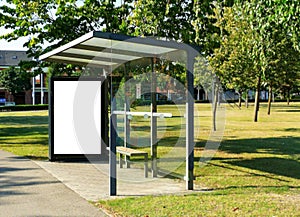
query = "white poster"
xmin=53 ymin=80 xmax=101 ymax=154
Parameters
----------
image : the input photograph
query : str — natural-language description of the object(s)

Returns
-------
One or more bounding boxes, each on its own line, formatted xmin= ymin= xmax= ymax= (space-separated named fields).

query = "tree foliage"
xmin=209 ymin=0 xmax=300 ymax=120
xmin=129 ymin=0 xmax=195 ymax=43
xmin=0 ymin=66 xmax=32 ymax=97
xmin=0 ymin=0 xmax=133 ymax=58
xmin=1 ymin=0 xmax=299 ymax=115
xmin=192 ymin=0 xmax=235 ymax=56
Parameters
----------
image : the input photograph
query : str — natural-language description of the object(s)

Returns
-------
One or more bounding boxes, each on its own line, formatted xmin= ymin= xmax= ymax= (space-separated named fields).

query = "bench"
xmin=116 ymin=146 xmax=148 ymax=178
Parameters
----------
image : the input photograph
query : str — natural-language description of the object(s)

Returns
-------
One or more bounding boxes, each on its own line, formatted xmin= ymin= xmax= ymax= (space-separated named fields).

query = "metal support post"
xmin=186 ymin=52 xmax=194 ymax=190
xmin=151 ymin=58 xmax=158 ymax=177
xmin=109 ymin=70 xmax=117 ymax=196
xmin=101 ymin=77 xmax=109 ymax=156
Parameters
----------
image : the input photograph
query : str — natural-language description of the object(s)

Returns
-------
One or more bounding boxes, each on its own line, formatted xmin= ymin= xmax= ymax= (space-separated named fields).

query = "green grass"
xmin=0 ymin=110 xmax=48 ymax=160
xmin=96 ymin=191 xmax=300 ymax=217
xmin=98 ymin=102 xmax=300 ymax=217
xmin=0 ymin=103 xmax=299 ymax=216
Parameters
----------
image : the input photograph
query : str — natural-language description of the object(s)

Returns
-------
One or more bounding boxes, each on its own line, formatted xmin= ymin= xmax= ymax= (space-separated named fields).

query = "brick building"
xmin=0 ymin=50 xmax=48 ymax=105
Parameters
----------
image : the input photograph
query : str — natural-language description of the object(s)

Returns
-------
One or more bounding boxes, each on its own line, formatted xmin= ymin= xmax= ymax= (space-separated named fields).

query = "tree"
xmin=128 ymin=0 xmax=199 ymax=96
xmin=209 ymin=5 xmax=255 ymax=107
xmin=0 ymin=0 xmax=137 ymax=84
xmin=0 ymin=0 xmax=134 ymax=58
xmin=0 ymin=66 xmax=32 ymax=102
xmin=192 ymin=0 xmax=235 ymax=56
xmin=265 ymin=37 xmax=300 ymax=111
xmin=129 ymin=0 xmax=195 ymax=43
xmin=209 ymin=0 xmax=300 ymax=121
xmin=242 ymin=0 xmax=300 ymax=120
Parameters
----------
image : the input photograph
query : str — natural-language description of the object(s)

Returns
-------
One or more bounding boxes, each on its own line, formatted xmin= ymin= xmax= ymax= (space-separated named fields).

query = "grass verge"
xmin=0 ymin=103 xmax=299 ymax=216
xmin=0 ymin=110 xmax=48 ymax=160
xmin=97 ymin=102 xmax=300 ymax=216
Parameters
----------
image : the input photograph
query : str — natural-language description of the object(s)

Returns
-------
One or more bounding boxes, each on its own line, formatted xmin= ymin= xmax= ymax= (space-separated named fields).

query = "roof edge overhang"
xmin=39 ymin=31 xmax=201 ymax=67
xmin=39 ymin=31 xmax=95 ymax=61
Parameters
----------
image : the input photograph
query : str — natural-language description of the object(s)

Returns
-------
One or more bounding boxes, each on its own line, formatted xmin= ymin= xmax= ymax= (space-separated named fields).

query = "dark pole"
xmin=124 ymin=63 xmax=130 ymax=168
xmin=49 ymin=76 xmax=54 ymax=161
xmin=151 ymin=57 xmax=158 ymax=177
xmin=186 ymin=52 xmax=194 ymax=190
xmin=124 ymin=63 xmax=129 ymax=148
xmin=101 ymin=76 xmax=109 ymax=158
xmin=109 ymin=68 xmax=117 ymax=196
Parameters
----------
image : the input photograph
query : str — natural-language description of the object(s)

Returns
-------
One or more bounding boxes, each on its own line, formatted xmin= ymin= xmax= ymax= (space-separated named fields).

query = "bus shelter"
xmin=40 ymin=31 xmax=199 ymax=196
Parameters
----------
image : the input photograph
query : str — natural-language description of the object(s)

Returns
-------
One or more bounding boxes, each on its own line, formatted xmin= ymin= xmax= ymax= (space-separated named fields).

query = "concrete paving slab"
xmin=0 ymin=150 xmax=107 ymax=217
xmin=35 ymin=159 xmax=199 ymax=201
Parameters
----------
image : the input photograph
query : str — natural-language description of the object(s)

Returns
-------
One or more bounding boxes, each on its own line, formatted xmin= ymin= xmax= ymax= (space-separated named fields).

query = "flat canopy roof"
xmin=39 ymin=31 xmax=199 ymax=67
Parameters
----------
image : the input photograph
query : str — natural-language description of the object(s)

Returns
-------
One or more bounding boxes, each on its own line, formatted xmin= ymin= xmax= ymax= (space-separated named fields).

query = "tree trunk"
xmin=238 ymin=91 xmax=242 ymax=108
xmin=245 ymin=91 xmax=249 ymax=108
xmin=253 ymin=75 xmax=261 ymax=122
xmin=267 ymin=85 xmax=272 ymax=115
xmin=197 ymin=88 xmax=200 ymax=100
xmin=213 ymin=86 xmax=218 ymax=131
xmin=287 ymin=89 xmax=290 ymax=105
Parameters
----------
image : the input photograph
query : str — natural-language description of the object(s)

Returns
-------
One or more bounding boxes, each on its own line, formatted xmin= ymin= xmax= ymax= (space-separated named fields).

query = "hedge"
xmin=0 ymin=104 xmax=48 ymax=112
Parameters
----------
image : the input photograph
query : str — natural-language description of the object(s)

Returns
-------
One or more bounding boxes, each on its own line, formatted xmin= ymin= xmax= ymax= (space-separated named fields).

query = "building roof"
xmin=0 ymin=50 xmax=31 ymax=67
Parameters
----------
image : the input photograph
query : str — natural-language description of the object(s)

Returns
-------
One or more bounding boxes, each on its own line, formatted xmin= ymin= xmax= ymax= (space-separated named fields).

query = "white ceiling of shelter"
xmin=39 ymin=31 xmax=195 ymax=68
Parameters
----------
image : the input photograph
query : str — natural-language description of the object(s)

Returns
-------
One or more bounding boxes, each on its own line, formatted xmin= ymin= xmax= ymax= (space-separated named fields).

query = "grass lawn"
xmin=0 ymin=110 xmax=48 ymax=160
xmin=98 ymin=102 xmax=300 ymax=216
xmin=0 ymin=102 xmax=299 ymax=216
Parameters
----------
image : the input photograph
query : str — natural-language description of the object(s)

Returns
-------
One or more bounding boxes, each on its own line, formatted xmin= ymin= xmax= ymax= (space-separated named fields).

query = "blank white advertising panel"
xmin=53 ymin=80 xmax=101 ymax=154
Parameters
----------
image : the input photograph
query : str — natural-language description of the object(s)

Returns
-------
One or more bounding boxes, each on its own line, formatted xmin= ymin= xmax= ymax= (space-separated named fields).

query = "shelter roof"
xmin=39 ymin=31 xmax=199 ymax=68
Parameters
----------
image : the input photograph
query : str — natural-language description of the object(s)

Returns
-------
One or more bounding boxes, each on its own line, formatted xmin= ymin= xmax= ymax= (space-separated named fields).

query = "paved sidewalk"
xmin=0 ymin=149 xmax=201 ymax=216
xmin=0 ymin=150 xmax=107 ymax=217
xmin=35 ymin=158 xmax=193 ymax=201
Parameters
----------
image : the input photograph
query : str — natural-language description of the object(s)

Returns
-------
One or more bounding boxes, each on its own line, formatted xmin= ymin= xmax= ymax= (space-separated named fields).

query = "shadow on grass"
xmin=0 ymin=115 xmax=48 ymax=125
xmin=276 ymin=109 xmax=300 ymax=112
xmin=219 ymin=136 xmax=300 ymax=156
xmin=227 ymin=157 xmax=300 ymax=179
xmin=283 ymin=128 xmax=300 ymax=132
xmin=207 ymin=185 xmax=300 ymax=195
xmin=195 ymin=160 xmax=290 ymax=182
xmin=0 ymin=115 xmax=48 ymax=160
xmin=0 ymin=126 xmax=48 ymax=137
xmin=194 ymin=136 xmax=300 ymax=180
xmin=0 ymin=138 xmax=48 ymax=145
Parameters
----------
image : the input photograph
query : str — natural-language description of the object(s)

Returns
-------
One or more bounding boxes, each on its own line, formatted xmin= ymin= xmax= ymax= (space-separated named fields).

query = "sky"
xmin=0 ymin=0 xmax=28 ymax=51
xmin=0 ymin=28 xmax=28 ymax=51
xmin=0 ymin=0 xmax=122 ymax=51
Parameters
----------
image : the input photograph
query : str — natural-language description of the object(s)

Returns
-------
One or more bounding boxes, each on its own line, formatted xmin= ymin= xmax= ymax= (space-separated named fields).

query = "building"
xmin=0 ymin=50 xmax=47 ymax=105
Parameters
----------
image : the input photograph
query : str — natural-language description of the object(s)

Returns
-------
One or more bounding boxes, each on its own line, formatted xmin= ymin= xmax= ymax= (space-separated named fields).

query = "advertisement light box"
xmin=49 ymin=77 xmax=103 ymax=160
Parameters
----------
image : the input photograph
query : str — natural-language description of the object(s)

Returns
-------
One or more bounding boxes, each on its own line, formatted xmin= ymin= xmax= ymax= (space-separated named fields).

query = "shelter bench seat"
xmin=116 ymin=146 xmax=148 ymax=178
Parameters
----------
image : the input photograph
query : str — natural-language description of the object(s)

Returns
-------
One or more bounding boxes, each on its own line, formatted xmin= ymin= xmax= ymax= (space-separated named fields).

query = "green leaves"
xmin=0 ymin=0 xmax=298 ymax=95
xmin=207 ymin=0 xmax=300 ymax=117
xmin=129 ymin=0 xmax=194 ymax=43
xmin=0 ymin=67 xmax=32 ymax=95
xmin=0 ymin=0 xmax=135 ymax=58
